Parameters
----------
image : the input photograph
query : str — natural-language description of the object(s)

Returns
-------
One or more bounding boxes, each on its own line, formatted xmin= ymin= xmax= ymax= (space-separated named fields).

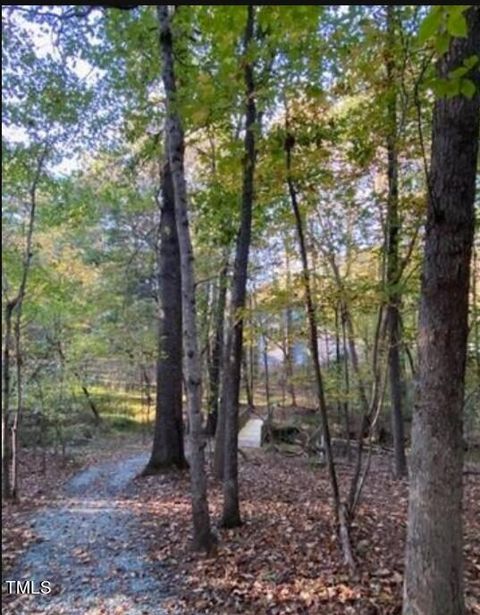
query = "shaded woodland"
xmin=2 ymin=5 xmax=480 ymax=615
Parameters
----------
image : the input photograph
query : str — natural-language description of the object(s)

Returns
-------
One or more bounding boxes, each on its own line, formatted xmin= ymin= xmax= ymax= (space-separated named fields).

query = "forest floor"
xmin=2 ymin=439 xmax=174 ymax=614
xmin=2 ymin=437 xmax=480 ymax=615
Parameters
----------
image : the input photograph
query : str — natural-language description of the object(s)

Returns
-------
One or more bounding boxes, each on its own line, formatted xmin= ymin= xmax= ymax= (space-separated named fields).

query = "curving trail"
xmin=7 ymin=453 xmax=172 ymax=615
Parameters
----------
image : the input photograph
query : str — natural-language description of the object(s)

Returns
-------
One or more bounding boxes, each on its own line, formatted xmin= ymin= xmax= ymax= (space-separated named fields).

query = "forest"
xmin=2 ymin=4 xmax=480 ymax=615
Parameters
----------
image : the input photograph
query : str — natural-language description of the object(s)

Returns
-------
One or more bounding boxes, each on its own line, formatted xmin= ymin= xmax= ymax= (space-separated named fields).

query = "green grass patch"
xmin=102 ymin=413 xmax=142 ymax=432
xmin=71 ymin=384 xmax=151 ymax=423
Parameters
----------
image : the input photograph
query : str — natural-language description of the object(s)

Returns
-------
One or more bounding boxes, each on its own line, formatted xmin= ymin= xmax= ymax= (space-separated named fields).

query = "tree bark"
xmin=2 ymin=303 xmax=14 ymax=499
xmin=323 ymin=249 xmax=386 ymax=514
xmin=248 ymin=294 xmax=256 ymax=404
xmin=285 ymin=123 xmax=340 ymax=513
xmin=213 ymin=330 xmax=230 ymax=480
xmin=262 ymin=328 xmax=272 ymax=424
xmin=221 ymin=5 xmax=256 ymax=528
xmin=242 ymin=350 xmax=254 ymax=408
xmin=157 ymin=5 xmax=215 ymax=554
xmin=80 ymin=384 xmax=101 ymax=424
xmin=2 ymin=147 xmax=45 ymax=500
xmin=403 ymin=9 xmax=480 ymax=614
xmin=285 ymin=128 xmax=358 ymax=570
xmin=385 ymin=5 xmax=408 ymax=479
xmin=284 ymin=248 xmax=297 ymax=407
xmin=336 ymin=303 xmax=351 ymax=459
xmin=472 ymin=247 xmax=480 ymax=379
xmin=51 ymin=338 xmax=102 ymax=425
xmin=143 ymin=159 xmax=187 ymax=474
xmin=206 ymin=256 xmax=228 ymax=437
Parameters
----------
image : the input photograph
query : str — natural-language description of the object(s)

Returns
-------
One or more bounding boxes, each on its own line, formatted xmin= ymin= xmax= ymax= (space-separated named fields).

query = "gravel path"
xmin=9 ymin=452 xmax=173 ymax=614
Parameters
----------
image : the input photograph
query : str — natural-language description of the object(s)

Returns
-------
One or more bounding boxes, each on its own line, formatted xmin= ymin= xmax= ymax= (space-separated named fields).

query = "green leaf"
xmin=446 ymin=11 xmax=468 ymax=38
xmin=449 ymin=65 xmax=469 ymax=79
xmin=435 ymin=31 xmax=450 ymax=55
xmin=445 ymin=80 xmax=461 ymax=98
xmin=432 ymin=77 xmax=460 ymax=98
xmin=463 ymin=54 xmax=479 ymax=70
xmin=460 ymin=78 xmax=476 ymax=99
xmin=418 ymin=7 xmax=443 ymax=43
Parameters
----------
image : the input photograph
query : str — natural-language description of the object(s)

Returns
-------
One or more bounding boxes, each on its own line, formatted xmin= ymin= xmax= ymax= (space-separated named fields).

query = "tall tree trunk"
xmin=285 ymin=315 xmax=296 ymax=407
xmin=80 ymin=384 xmax=101 ymax=423
xmin=262 ymin=329 xmax=270 ymax=407
xmin=286 ymin=134 xmax=356 ymax=571
xmin=248 ymin=294 xmax=256 ymax=404
xmin=473 ymin=247 xmax=480 ymax=379
xmin=262 ymin=329 xmax=272 ymax=439
xmin=403 ymin=9 xmax=480 ymax=613
xmin=51 ymin=338 xmax=101 ymax=424
xmin=336 ymin=304 xmax=351 ymax=459
xmin=322 ymin=249 xmax=387 ymax=514
xmin=206 ymin=256 xmax=228 ymax=437
xmin=201 ymin=281 xmax=213 ymax=410
xmin=2 ymin=148 xmax=45 ymax=500
xmin=2 ymin=303 xmax=14 ymax=499
xmin=221 ymin=5 xmax=256 ymax=528
xmin=157 ymin=5 xmax=215 ymax=554
xmin=340 ymin=305 xmax=352 ymax=460
xmin=143 ymin=159 xmax=187 ymax=474
xmin=385 ymin=5 xmax=407 ymax=479
xmin=242 ymin=350 xmax=254 ymax=408
xmin=284 ymin=248 xmax=297 ymax=407
xmin=214 ymin=330 xmax=230 ymax=480
xmin=284 ymin=122 xmax=342 ymax=520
